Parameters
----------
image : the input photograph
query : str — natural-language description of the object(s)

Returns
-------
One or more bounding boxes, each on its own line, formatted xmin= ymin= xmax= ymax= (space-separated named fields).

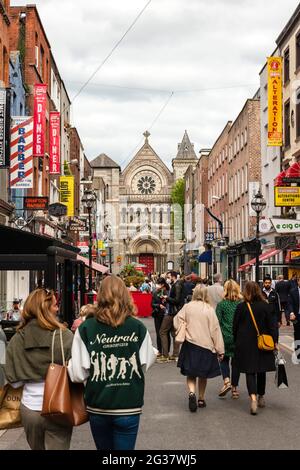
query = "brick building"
xmin=206 ymin=122 xmax=231 ymax=279
xmin=227 ymin=98 xmax=261 ymax=280
xmin=9 ymin=4 xmax=51 ymax=199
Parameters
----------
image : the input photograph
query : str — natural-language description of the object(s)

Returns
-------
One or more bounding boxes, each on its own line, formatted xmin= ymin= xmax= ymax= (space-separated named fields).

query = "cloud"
xmin=10 ymin=0 xmax=300 ymax=168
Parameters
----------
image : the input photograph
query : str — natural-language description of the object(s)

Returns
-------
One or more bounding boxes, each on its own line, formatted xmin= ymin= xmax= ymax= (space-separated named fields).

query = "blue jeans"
xmin=220 ymin=356 xmax=240 ymax=387
xmin=89 ymin=414 xmax=140 ymax=450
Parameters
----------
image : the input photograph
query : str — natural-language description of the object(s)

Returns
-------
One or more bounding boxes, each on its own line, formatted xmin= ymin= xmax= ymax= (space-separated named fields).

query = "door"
xmin=139 ymin=254 xmax=154 ymax=275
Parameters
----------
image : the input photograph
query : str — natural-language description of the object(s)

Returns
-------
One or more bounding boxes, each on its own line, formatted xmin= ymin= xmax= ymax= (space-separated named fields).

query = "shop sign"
xmin=267 ymin=57 xmax=282 ymax=146
xmin=59 ymin=176 xmax=74 ymax=216
xmin=48 ymin=202 xmax=67 ymax=217
xmin=259 ymin=219 xmax=272 ymax=233
xmin=290 ymin=251 xmax=300 ymax=262
xmin=69 ymin=218 xmax=87 ymax=231
xmin=274 ymin=187 xmax=300 ymax=207
xmin=24 ymin=196 xmax=48 ymax=210
xmin=10 ymin=117 xmax=33 ymax=188
xmin=33 ymin=84 xmax=47 ymax=157
xmin=49 ymin=112 xmax=60 ymax=174
xmin=0 ymin=88 xmax=10 ymax=168
xmin=272 ymin=218 xmax=300 ymax=233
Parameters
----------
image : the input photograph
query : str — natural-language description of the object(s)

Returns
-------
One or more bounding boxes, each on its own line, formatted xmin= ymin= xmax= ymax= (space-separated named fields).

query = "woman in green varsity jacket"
xmin=68 ymin=275 xmax=157 ymax=451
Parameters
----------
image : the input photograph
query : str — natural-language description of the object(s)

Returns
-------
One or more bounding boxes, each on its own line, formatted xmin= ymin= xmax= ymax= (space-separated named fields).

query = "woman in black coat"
xmin=233 ymin=281 xmax=276 ymax=415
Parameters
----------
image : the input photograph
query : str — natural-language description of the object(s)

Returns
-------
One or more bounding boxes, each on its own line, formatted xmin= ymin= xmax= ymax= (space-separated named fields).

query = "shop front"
xmin=0 ymin=224 xmax=86 ymax=326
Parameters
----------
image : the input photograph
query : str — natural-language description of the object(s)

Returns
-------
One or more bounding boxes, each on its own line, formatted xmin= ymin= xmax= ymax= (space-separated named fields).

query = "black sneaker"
xmin=188 ymin=392 xmax=197 ymax=412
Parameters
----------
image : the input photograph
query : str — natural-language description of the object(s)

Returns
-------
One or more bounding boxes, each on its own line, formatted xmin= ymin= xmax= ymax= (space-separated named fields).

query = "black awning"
xmin=0 ymin=224 xmax=79 ymax=255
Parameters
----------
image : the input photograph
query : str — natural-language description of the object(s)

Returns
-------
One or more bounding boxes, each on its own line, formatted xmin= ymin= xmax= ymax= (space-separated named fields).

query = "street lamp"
xmin=251 ymin=189 xmax=266 ymax=284
xmin=81 ymin=189 xmax=97 ymax=304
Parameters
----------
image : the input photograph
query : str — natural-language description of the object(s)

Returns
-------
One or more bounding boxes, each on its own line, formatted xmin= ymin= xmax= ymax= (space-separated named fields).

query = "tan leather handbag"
xmin=41 ymin=329 xmax=88 ymax=426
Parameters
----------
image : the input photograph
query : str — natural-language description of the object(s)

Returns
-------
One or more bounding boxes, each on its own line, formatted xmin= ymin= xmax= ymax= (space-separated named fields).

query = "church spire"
xmin=175 ymin=130 xmax=197 ymax=160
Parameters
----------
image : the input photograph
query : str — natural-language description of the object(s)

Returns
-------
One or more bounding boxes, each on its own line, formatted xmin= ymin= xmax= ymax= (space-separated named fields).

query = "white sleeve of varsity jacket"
xmin=68 ymin=328 xmax=91 ymax=383
xmin=139 ymin=330 xmax=157 ymax=372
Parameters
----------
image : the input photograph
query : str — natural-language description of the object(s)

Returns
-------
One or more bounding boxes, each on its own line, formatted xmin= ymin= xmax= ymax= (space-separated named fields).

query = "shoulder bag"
xmin=247 ymin=302 xmax=275 ymax=351
xmin=41 ymin=328 xmax=88 ymax=426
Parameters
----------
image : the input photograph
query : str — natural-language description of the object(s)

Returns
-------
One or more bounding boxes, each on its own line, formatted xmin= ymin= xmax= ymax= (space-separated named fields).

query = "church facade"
xmin=90 ymin=131 xmax=198 ymax=274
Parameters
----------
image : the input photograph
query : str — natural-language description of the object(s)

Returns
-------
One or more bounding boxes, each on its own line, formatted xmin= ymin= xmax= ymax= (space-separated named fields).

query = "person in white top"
xmin=207 ymin=273 xmax=224 ymax=310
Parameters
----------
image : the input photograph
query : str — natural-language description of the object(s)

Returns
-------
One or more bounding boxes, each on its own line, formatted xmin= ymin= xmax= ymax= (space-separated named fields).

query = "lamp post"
xmin=250 ymin=189 xmax=266 ymax=284
xmin=81 ymin=189 xmax=97 ymax=304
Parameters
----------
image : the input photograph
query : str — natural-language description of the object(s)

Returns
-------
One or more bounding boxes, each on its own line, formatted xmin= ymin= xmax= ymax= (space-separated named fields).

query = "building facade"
xmin=91 ymin=131 xmax=196 ymax=274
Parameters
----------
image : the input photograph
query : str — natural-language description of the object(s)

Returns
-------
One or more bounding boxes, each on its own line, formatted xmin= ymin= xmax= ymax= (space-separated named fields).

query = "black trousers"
xmin=245 ymin=372 xmax=266 ymax=396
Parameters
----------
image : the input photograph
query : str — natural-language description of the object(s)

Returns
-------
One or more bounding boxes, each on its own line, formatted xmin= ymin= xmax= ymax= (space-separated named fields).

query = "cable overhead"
xmin=120 ymin=91 xmax=174 ymax=168
xmin=71 ymin=0 xmax=152 ymax=103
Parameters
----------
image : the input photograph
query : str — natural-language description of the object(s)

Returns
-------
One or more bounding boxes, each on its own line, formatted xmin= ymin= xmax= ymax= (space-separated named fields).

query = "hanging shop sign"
xmin=259 ymin=219 xmax=273 ymax=233
xmin=290 ymin=251 xmax=300 ymax=262
xmin=24 ymin=196 xmax=49 ymax=210
xmin=33 ymin=84 xmax=47 ymax=157
xmin=59 ymin=175 xmax=74 ymax=216
xmin=49 ymin=112 xmax=60 ymax=174
xmin=48 ymin=202 xmax=67 ymax=217
xmin=274 ymin=187 xmax=300 ymax=207
xmin=69 ymin=218 xmax=87 ymax=232
xmin=267 ymin=57 xmax=282 ymax=146
xmin=271 ymin=218 xmax=300 ymax=233
xmin=0 ymin=88 xmax=10 ymax=168
xmin=10 ymin=117 xmax=33 ymax=189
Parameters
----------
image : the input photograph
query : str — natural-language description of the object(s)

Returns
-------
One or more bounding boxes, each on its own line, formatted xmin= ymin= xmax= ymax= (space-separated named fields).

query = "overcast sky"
xmin=11 ymin=0 xmax=300 ymax=168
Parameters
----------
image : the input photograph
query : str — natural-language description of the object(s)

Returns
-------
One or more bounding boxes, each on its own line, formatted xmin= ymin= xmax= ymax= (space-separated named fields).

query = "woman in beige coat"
xmin=174 ymin=285 xmax=224 ymax=412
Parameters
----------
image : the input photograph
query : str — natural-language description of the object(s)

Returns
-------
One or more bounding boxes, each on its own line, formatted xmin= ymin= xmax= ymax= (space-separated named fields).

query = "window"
xmin=296 ymin=32 xmax=300 ymax=70
xmin=244 ymin=127 xmax=248 ymax=145
xmin=241 ymin=132 xmax=244 ymax=149
xmin=40 ymin=45 xmax=44 ymax=77
xmin=284 ymin=47 xmax=290 ymax=84
xmin=284 ymin=99 xmax=291 ymax=146
xmin=237 ymin=135 xmax=239 ymax=153
xmin=152 ymin=208 xmax=156 ymax=223
xmin=121 ymin=208 xmax=126 ymax=224
xmin=159 ymin=209 xmax=163 ymax=224
xmin=296 ymin=90 xmax=300 ymax=139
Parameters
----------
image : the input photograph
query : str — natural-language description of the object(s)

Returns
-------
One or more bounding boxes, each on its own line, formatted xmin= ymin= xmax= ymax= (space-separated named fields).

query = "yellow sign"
xmin=274 ymin=187 xmax=300 ymax=207
xmin=98 ymin=240 xmax=105 ymax=249
xmin=59 ymin=176 xmax=74 ymax=216
xmin=267 ymin=57 xmax=282 ymax=146
xmin=290 ymin=251 xmax=300 ymax=261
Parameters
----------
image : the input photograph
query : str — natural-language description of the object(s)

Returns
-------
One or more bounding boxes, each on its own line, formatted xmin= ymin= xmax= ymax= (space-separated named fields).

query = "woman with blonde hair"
xmin=4 ymin=288 xmax=74 ymax=450
xmin=68 ymin=275 xmax=156 ymax=450
xmin=173 ymin=285 xmax=224 ymax=412
xmin=216 ymin=279 xmax=242 ymax=398
xmin=71 ymin=303 xmax=96 ymax=332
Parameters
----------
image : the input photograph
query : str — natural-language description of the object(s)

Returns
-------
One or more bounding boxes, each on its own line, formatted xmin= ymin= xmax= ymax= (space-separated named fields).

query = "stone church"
xmin=90 ymin=131 xmax=197 ymax=274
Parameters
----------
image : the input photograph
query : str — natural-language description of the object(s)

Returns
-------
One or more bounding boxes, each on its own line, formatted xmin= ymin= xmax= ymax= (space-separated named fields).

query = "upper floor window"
xmin=285 ymin=99 xmax=291 ymax=146
xmin=296 ymin=32 xmax=300 ymax=70
xmin=284 ymin=47 xmax=290 ymax=84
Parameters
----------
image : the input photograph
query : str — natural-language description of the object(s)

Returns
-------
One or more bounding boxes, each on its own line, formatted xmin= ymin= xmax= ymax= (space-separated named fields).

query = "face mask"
xmin=156 ymin=284 xmax=161 ymax=290
xmin=166 ymin=279 xmax=171 ymax=284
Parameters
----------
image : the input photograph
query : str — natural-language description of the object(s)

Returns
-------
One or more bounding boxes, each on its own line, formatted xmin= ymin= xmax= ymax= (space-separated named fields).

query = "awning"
xmin=285 ymin=161 xmax=300 ymax=178
xmin=238 ymin=248 xmax=281 ymax=272
xmin=198 ymin=250 xmax=212 ymax=264
xmin=77 ymin=254 xmax=109 ymax=274
xmin=274 ymin=170 xmax=286 ymax=187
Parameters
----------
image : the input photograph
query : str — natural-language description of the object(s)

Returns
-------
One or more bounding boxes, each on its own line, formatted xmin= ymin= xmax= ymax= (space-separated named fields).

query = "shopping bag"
xmin=0 ymin=384 xmax=23 ymax=430
xmin=275 ymin=351 xmax=288 ymax=389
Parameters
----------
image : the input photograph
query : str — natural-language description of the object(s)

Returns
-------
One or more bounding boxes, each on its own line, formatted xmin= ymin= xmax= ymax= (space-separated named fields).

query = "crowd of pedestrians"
xmin=0 ymin=270 xmax=297 ymax=450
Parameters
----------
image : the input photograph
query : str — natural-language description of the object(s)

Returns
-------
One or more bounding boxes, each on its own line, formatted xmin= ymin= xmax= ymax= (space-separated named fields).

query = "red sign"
xmin=49 ymin=112 xmax=60 ymax=174
xmin=24 ymin=196 xmax=49 ymax=210
xmin=33 ymin=84 xmax=47 ymax=157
